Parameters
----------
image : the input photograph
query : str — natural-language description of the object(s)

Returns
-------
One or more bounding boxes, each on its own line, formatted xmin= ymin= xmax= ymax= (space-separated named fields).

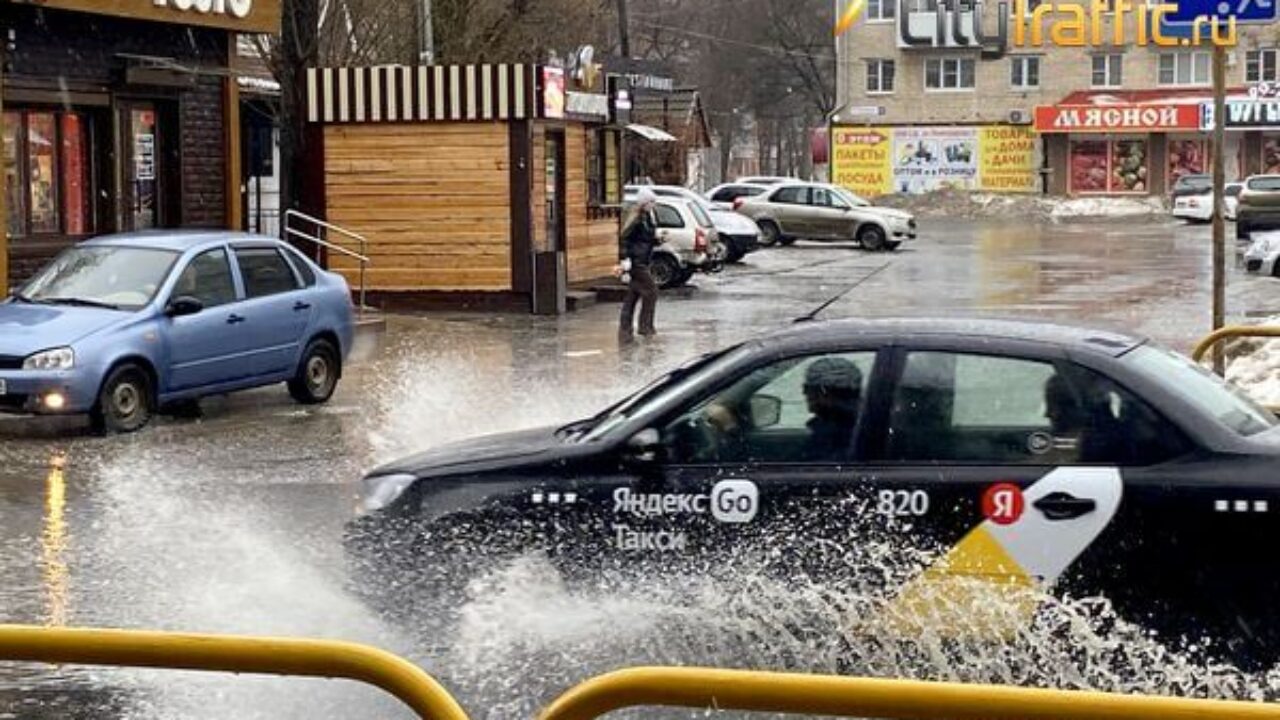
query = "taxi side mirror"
xmin=749 ymin=394 xmax=783 ymax=428
xmin=625 ymin=428 xmax=662 ymax=464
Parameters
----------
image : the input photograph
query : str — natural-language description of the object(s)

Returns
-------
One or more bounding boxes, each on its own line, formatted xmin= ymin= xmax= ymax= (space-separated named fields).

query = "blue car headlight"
xmin=24 ymin=347 xmax=75 ymax=371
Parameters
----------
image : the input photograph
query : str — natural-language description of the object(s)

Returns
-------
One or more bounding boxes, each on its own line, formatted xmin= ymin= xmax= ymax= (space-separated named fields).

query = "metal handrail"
xmin=537 ymin=667 xmax=1280 ymax=720
xmin=1192 ymin=325 xmax=1280 ymax=365
xmin=284 ymin=209 xmax=372 ymax=316
xmin=0 ymin=625 xmax=468 ymax=720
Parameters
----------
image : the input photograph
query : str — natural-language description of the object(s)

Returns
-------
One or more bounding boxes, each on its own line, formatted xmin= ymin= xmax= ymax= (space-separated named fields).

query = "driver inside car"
xmin=799 ymin=357 xmax=863 ymax=461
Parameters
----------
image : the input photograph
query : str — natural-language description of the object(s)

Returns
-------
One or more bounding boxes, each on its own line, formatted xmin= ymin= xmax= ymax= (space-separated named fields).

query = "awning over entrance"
xmin=626 ymin=123 xmax=678 ymax=142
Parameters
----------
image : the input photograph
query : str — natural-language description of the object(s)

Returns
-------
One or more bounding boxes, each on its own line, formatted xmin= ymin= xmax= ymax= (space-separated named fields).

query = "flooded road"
xmin=0 ymin=217 xmax=1276 ymax=719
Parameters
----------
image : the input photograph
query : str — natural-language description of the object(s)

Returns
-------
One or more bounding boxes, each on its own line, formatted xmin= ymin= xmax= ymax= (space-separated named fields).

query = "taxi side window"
xmin=662 ymin=352 xmax=875 ymax=465
xmin=886 ymin=352 xmax=1064 ymax=464
xmin=886 ymin=352 xmax=1190 ymax=466
xmin=1059 ymin=364 xmax=1191 ymax=466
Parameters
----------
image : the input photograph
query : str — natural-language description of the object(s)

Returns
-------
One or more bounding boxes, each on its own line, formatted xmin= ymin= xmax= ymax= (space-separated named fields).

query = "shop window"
xmin=1091 ymin=54 xmax=1123 ymax=88
xmin=604 ymin=130 xmax=620 ymax=204
xmin=586 ymin=129 xmax=603 ymax=206
xmin=925 ymin=57 xmax=976 ymax=91
xmin=1070 ymin=139 xmax=1149 ymax=194
xmin=1159 ymin=51 xmax=1210 ymax=86
xmin=1010 ymin=56 xmax=1040 ymax=89
xmin=868 ymin=0 xmax=896 ymax=21
xmin=1247 ymin=49 xmax=1280 ymax=83
xmin=1168 ymin=139 xmax=1207 ymax=186
xmin=867 ymin=60 xmax=895 ymax=94
xmin=3 ymin=110 xmax=94 ymax=238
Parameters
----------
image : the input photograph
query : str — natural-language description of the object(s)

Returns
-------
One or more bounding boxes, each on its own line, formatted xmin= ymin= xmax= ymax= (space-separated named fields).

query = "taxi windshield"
xmin=579 ymin=344 xmax=745 ymax=441
xmin=1124 ymin=345 xmax=1277 ymax=436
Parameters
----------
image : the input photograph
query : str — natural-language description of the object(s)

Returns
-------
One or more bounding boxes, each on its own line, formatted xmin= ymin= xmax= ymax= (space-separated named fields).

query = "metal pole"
xmin=418 ymin=0 xmax=434 ymax=64
xmin=617 ymin=0 xmax=632 ymax=59
xmin=1212 ymin=41 xmax=1227 ymax=374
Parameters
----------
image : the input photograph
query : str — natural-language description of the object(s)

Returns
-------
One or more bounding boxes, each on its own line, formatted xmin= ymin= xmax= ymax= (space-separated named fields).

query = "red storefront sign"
xmin=1034 ymin=104 xmax=1200 ymax=133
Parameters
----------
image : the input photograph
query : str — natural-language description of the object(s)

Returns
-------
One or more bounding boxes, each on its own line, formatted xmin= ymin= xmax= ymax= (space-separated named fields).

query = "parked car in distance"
xmin=1172 ymin=182 xmax=1242 ymax=224
xmin=1169 ymin=173 xmax=1212 ymax=203
xmin=628 ymin=185 xmax=761 ymax=263
xmin=735 ymin=182 xmax=916 ymax=251
xmin=735 ymin=176 xmax=796 ymax=186
xmin=0 ymin=231 xmax=355 ymax=434
xmin=706 ymin=183 xmax=771 ymax=211
xmin=1235 ymin=175 xmax=1280 ymax=240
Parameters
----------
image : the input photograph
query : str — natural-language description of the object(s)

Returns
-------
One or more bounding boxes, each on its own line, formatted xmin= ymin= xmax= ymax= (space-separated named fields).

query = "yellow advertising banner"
xmin=978 ymin=126 xmax=1040 ymax=193
xmin=831 ymin=127 xmax=893 ymax=198
xmin=833 ymin=124 xmax=1040 ymax=196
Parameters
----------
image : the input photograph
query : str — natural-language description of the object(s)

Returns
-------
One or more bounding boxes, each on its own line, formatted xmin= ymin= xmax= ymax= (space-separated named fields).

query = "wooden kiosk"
xmin=304 ymin=62 xmax=628 ymax=313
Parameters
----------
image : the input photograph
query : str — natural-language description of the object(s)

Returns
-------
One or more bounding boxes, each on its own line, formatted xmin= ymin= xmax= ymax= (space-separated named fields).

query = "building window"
xmin=867 ymin=60 xmax=896 ymax=94
xmin=1159 ymin=51 xmax=1210 ymax=86
xmin=586 ymin=129 xmax=620 ymax=207
xmin=1246 ymin=49 xmax=1279 ymax=83
xmin=910 ymin=0 xmax=939 ymax=11
xmin=868 ymin=0 xmax=896 ymax=21
xmin=1168 ymin=138 xmax=1207 ymax=187
xmin=1010 ymin=56 xmax=1041 ymax=89
xmin=3 ymin=110 xmax=94 ymax=239
xmin=925 ymin=57 xmax=976 ymax=91
xmin=1070 ymin=138 xmax=1149 ymax=194
xmin=1091 ymin=54 xmax=1123 ymax=87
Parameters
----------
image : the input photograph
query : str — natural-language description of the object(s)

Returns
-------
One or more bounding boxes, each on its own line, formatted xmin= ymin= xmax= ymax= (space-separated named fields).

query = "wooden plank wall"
xmin=324 ymin=123 xmax=512 ymax=291
xmin=531 ymin=125 xmax=547 ymax=253
xmin=565 ymin=126 xmax=619 ymax=283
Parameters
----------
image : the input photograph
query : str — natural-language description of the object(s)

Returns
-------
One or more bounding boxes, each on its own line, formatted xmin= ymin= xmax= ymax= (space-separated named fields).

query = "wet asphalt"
xmin=0 ymin=216 xmax=1275 ymax=719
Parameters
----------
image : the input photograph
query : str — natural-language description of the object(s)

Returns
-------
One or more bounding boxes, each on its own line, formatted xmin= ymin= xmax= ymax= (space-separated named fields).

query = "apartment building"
xmin=832 ymin=0 xmax=1279 ymax=197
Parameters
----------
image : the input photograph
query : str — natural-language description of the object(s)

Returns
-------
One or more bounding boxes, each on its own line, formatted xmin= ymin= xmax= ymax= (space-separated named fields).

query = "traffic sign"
xmin=1162 ymin=0 xmax=1275 ymax=25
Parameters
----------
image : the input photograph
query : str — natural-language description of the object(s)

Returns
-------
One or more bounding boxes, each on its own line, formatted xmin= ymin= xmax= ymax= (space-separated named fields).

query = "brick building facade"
xmin=1 ymin=0 xmax=279 ymax=290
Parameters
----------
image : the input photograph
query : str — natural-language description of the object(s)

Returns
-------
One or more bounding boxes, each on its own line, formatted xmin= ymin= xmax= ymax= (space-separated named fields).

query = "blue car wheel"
xmin=288 ymin=338 xmax=340 ymax=405
xmin=90 ymin=363 xmax=154 ymax=435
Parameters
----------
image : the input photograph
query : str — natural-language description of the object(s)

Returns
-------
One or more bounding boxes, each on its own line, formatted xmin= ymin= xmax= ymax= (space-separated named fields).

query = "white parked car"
xmin=1172 ymin=182 xmax=1242 ymax=223
xmin=1243 ymin=230 xmax=1280 ymax=276
xmin=705 ymin=182 xmax=772 ymax=211
xmin=628 ymin=184 xmax=761 ymax=263
xmin=621 ymin=198 xmax=717 ymax=289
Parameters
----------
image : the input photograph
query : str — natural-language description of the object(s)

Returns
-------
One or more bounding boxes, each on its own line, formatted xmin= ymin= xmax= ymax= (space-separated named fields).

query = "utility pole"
xmin=418 ymin=0 xmax=434 ymax=65
xmin=1212 ymin=40 xmax=1227 ymax=374
xmin=618 ymin=0 xmax=632 ymax=59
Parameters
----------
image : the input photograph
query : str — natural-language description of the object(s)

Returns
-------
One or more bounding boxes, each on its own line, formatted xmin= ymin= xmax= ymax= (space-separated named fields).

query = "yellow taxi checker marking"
xmin=876 ymin=467 xmax=1124 ymax=642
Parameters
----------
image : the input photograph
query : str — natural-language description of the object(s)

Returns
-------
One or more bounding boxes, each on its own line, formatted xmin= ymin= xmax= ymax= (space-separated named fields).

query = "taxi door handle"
xmin=1033 ymin=492 xmax=1097 ymax=521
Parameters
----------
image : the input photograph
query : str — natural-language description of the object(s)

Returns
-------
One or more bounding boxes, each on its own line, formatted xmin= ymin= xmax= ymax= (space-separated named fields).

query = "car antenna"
xmin=793 ymin=262 xmax=892 ymax=324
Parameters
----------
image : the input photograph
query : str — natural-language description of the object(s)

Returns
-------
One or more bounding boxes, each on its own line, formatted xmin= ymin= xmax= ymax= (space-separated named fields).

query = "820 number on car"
xmin=877 ymin=489 xmax=929 ymax=517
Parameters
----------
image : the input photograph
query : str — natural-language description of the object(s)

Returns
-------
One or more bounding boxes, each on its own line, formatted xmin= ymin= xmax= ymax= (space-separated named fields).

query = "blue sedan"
xmin=0 ymin=231 xmax=356 ymax=433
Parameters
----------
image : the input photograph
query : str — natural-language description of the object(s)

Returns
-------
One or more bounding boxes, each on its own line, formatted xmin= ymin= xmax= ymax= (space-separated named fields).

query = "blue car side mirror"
xmin=165 ymin=296 xmax=204 ymax=318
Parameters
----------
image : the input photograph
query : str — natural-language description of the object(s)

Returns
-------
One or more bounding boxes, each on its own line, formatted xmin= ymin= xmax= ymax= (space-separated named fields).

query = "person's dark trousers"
xmin=619 ymin=265 xmax=659 ymax=337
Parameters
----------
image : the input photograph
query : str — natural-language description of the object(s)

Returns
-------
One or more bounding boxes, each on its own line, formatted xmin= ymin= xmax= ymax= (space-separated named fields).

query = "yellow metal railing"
xmin=538 ymin=666 xmax=1280 ymax=720
xmin=5 ymin=626 xmax=1280 ymax=720
xmin=1192 ymin=325 xmax=1280 ymax=365
xmin=0 ymin=625 xmax=468 ymax=720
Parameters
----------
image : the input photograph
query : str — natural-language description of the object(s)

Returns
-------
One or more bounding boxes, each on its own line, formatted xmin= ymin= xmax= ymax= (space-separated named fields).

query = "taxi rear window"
xmin=1124 ymin=345 xmax=1276 ymax=437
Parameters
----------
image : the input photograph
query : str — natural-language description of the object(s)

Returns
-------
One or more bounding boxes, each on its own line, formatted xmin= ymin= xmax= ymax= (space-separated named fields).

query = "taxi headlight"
xmin=358 ymin=473 xmax=417 ymax=514
xmin=24 ymin=347 xmax=75 ymax=371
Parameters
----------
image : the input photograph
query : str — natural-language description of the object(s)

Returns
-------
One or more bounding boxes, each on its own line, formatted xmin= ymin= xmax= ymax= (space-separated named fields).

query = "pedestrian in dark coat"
xmin=618 ymin=189 xmax=660 ymax=341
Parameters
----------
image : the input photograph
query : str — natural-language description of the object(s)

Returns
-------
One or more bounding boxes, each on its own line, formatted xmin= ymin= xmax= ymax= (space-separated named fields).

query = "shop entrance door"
xmin=545 ymin=130 xmax=567 ymax=252
xmin=120 ymin=103 xmax=162 ymax=231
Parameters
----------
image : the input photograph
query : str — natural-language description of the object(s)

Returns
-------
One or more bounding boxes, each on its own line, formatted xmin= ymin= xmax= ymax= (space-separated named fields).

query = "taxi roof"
xmin=764 ymin=317 xmax=1145 ymax=358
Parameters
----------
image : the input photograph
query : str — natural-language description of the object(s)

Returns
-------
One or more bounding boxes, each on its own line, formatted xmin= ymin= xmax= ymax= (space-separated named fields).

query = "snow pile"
xmin=876 ymin=188 xmax=1169 ymax=221
xmin=1047 ymin=196 xmax=1167 ymax=220
xmin=1226 ymin=317 xmax=1280 ymax=407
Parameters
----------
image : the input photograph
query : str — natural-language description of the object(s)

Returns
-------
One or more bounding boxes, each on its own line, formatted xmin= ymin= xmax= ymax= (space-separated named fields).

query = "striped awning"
xmin=307 ymin=64 xmax=543 ymax=124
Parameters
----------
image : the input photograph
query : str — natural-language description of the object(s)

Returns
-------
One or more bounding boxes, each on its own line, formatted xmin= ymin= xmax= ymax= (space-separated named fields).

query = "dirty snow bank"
xmin=1225 ymin=317 xmax=1280 ymax=407
xmin=876 ymin=188 xmax=1168 ymax=221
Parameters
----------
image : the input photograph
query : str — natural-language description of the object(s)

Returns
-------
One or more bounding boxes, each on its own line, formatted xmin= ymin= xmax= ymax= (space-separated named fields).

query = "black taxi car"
xmin=347 ymin=318 xmax=1280 ymax=666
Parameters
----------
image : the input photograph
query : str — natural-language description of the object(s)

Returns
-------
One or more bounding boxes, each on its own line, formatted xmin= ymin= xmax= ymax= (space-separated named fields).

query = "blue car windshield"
xmin=20 ymin=246 xmax=180 ymax=311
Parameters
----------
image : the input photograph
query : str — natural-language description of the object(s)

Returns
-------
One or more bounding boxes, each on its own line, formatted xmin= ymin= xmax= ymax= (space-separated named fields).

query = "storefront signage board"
xmin=1199 ymin=100 xmax=1280 ymax=130
xmin=11 ymin=0 xmax=281 ymax=34
xmin=832 ymin=125 xmax=1039 ymax=197
xmin=1034 ymin=104 xmax=1200 ymax=133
